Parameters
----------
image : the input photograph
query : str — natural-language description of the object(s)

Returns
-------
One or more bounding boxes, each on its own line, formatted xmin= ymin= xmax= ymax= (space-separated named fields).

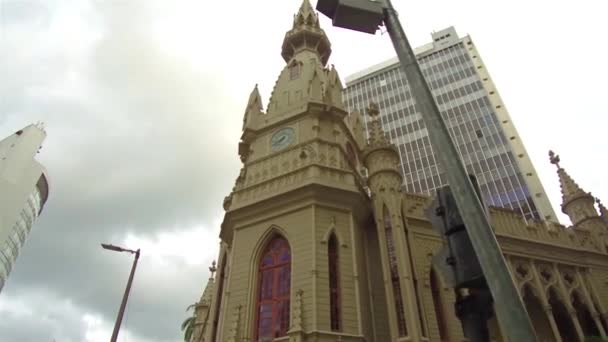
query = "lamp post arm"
xmin=381 ymin=0 xmax=536 ymax=340
xmin=110 ymin=249 xmax=140 ymax=342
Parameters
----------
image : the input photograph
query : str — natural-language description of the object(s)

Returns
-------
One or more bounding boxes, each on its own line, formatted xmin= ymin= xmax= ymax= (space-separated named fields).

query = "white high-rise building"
xmin=343 ymin=27 xmax=556 ymax=222
xmin=0 ymin=123 xmax=50 ymax=292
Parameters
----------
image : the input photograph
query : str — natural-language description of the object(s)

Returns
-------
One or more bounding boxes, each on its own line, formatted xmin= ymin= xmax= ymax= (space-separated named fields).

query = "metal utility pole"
xmin=380 ymin=1 xmax=535 ymax=340
xmin=315 ymin=0 xmax=537 ymax=340
xmin=102 ymin=243 xmax=141 ymax=342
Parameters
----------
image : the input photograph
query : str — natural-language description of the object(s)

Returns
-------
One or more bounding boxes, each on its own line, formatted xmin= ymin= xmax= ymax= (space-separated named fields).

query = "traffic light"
xmin=426 ymin=175 xmax=488 ymax=289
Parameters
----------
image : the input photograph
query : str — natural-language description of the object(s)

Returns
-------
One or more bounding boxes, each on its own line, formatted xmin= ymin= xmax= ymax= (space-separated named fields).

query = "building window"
xmin=256 ymin=236 xmax=291 ymax=341
xmin=289 ymin=63 xmax=301 ymax=80
xmin=476 ymin=130 xmax=483 ymax=138
xmin=510 ymin=136 xmax=516 ymax=140
xmin=384 ymin=206 xmax=408 ymax=336
xmin=328 ymin=234 xmax=341 ymax=331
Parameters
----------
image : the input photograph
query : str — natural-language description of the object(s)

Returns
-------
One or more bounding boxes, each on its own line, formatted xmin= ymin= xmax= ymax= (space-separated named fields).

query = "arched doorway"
xmin=522 ymin=285 xmax=555 ymax=341
xmin=572 ymin=290 xmax=600 ymax=338
xmin=548 ymin=287 xmax=577 ymax=341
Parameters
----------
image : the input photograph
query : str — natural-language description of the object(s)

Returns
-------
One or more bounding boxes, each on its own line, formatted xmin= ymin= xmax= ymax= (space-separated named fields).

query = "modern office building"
xmin=343 ymin=27 xmax=555 ymax=222
xmin=0 ymin=123 xmax=49 ymax=292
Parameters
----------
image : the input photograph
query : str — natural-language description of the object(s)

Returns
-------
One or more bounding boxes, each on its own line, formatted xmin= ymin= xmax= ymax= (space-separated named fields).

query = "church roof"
xmin=199 ymin=278 xmax=215 ymax=306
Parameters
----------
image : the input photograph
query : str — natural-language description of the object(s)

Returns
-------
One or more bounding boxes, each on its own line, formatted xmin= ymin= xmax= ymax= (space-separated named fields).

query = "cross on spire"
xmin=549 ymin=150 xmax=561 ymax=168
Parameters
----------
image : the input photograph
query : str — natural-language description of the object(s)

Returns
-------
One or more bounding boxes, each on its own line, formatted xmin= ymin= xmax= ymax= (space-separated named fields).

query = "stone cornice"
xmin=221 ymin=182 xmax=371 ymax=243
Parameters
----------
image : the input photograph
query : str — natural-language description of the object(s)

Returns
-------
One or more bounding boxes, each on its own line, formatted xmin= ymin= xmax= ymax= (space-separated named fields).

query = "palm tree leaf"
xmin=184 ymin=324 xmax=193 ymax=342
xmin=181 ymin=316 xmax=195 ymax=331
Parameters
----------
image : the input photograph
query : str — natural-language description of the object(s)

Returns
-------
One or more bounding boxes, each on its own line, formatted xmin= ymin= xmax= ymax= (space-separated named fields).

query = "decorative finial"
xmin=597 ymin=197 xmax=608 ymax=217
xmin=209 ymin=260 xmax=217 ymax=279
xmin=367 ymin=102 xmax=380 ymax=117
xmin=549 ymin=150 xmax=561 ymax=168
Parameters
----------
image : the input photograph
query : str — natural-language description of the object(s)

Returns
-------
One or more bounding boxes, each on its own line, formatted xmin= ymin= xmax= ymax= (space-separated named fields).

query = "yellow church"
xmin=188 ymin=1 xmax=608 ymax=341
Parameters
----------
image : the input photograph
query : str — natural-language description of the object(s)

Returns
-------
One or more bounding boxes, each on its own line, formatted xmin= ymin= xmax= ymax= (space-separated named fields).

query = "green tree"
xmin=181 ymin=304 xmax=197 ymax=342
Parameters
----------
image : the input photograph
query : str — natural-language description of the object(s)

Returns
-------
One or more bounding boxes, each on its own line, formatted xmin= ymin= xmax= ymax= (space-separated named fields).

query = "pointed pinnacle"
xmin=367 ymin=102 xmax=380 ymax=117
xmin=549 ymin=150 xmax=560 ymax=168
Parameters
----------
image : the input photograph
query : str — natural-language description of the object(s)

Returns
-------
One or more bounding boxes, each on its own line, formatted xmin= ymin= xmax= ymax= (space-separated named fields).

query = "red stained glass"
xmin=256 ymin=236 xmax=291 ymax=341
xmin=260 ymin=270 xmax=274 ymax=300
xmin=277 ymin=267 xmax=290 ymax=296
xmin=262 ymin=254 xmax=274 ymax=267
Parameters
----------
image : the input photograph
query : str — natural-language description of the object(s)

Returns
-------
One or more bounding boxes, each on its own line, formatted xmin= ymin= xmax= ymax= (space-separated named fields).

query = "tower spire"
xmin=242 ymin=84 xmax=263 ymax=132
xmin=549 ymin=150 xmax=592 ymax=207
xmin=281 ymin=0 xmax=332 ymax=65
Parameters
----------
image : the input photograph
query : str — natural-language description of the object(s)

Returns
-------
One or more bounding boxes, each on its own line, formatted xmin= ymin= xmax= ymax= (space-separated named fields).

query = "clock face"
xmin=271 ymin=127 xmax=295 ymax=151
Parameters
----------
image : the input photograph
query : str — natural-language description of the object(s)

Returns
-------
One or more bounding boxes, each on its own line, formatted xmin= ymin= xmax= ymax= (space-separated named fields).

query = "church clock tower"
xmin=197 ymin=1 xmax=428 ymax=341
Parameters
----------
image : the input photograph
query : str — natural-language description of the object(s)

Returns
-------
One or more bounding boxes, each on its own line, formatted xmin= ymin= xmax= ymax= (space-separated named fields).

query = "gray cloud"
xmin=1 ymin=0 xmax=239 ymax=340
xmin=1 ymin=0 xmax=607 ymax=341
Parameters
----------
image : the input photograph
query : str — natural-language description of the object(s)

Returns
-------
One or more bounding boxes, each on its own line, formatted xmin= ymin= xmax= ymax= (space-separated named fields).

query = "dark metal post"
xmin=455 ymin=288 xmax=493 ymax=342
xmin=110 ymin=249 xmax=140 ymax=342
xmin=381 ymin=0 xmax=536 ymax=340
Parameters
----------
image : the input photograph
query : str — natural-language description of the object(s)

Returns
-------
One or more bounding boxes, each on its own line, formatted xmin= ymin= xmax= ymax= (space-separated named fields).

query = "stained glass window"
xmin=328 ymin=234 xmax=341 ymax=331
xmin=256 ymin=236 xmax=291 ymax=341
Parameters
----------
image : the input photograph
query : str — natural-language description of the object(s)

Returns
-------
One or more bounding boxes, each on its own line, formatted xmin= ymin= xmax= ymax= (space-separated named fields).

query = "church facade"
xmin=189 ymin=1 xmax=608 ymax=341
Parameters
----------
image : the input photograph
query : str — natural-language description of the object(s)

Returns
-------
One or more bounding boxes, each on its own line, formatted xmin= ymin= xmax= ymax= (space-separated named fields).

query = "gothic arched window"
xmin=384 ymin=205 xmax=408 ymax=336
xmin=256 ymin=236 xmax=291 ymax=341
xmin=328 ymin=233 xmax=341 ymax=331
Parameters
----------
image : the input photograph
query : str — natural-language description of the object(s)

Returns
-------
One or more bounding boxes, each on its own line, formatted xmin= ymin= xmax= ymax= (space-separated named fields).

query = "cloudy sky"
xmin=0 ymin=0 xmax=606 ymax=341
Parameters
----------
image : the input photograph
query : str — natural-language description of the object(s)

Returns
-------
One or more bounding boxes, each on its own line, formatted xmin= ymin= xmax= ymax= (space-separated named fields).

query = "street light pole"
xmin=102 ymin=244 xmax=141 ymax=342
xmin=379 ymin=1 xmax=536 ymax=340
xmin=315 ymin=0 xmax=537 ymax=340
